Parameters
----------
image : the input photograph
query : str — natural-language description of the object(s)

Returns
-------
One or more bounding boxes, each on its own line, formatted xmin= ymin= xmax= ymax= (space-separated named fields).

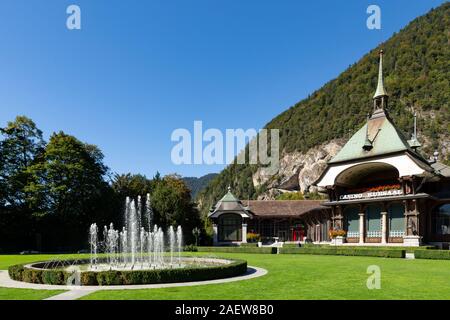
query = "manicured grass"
xmin=0 ymin=253 xmax=89 ymax=270
xmin=2 ymin=252 xmax=450 ymax=300
xmin=82 ymin=252 xmax=450 ymax=300
xmin=0 ymin=253 xmax=81 ymax=300
xmin=0 ymin=288 xmax=65 ymax=300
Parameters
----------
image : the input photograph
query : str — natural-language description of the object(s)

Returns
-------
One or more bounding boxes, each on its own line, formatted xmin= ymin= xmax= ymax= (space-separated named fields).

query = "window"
xmin=366 ymin=204 xmax=381 ymax=238
xmin=389 ymin=203 xmax=405 ymax=237
xmin=345 ymin=206 xmax=359 ymax=237
xmin=433 ymin=204 xmax=450 ymax=236
xmin=218 ymin=213 xmax=242 ymax=242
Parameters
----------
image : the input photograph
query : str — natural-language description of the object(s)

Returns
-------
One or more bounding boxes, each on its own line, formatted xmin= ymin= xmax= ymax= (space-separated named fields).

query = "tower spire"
xmin=408 ymin=111 xmax=422 ymax=150
xmin=373 ymin=50 xmax=388 ymax=110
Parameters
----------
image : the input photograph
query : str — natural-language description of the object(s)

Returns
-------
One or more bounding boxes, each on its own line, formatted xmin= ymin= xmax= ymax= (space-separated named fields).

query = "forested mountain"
xmin=197 ymin=3 xmax=450 ymax=215
xmin=182 ymin=173 xmax=218 ymax=198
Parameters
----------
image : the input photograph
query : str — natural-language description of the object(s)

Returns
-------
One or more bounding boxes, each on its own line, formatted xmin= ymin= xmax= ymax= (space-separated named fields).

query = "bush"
xmin=414 ymin=249 xmax=450 ymax=260
xmin=183 ymin=244 xmax=198 ymax=252
xmin=8 ymin=264 xmax=25 ymax=280
xmin=81 ymin=271 xmax=97 ymax=285
xmin=197 ymin=246 xmax=277 ymax=254
xmin=280 ymin=247 xmax=405 ymax=258
xmin=42 ymin=270 xmax=65 ymax=285
xmin=282 ymin=243 xmax=301 ymax=248
xmin=96 ymin=271 xmax=123 ymax=285
xmin=240 ymin=243 xmax=258 ymax=247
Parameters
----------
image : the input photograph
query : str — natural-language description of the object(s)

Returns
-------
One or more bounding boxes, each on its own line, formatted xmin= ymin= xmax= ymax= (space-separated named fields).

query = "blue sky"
xmin=0 ymin=0 xmax=445 ymax=178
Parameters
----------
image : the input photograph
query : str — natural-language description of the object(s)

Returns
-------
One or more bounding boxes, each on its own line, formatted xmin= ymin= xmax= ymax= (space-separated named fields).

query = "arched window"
xmin=218 ymin=213 xmax=242 ymax=242
xmin=432 ymin=204 xmax=450 ymax=236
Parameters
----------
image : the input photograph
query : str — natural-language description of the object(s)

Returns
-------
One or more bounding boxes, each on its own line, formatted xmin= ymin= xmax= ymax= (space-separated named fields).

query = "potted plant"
xmin=329 ymin=229 xmax=347 ymax=245
xmin=246 ymin=232 xmax=261 ymax=244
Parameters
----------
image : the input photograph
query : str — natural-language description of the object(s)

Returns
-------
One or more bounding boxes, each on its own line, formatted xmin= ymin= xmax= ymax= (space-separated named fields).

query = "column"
xmin=242 ymin=223 xmax=247 ymax=243
xmin=359 ymin=213 xmax=365 ymax=244
xmin=213 ymin=223 xmax=218 ymax=245
xmin=381 ymin=211 xmax=387 ymax=244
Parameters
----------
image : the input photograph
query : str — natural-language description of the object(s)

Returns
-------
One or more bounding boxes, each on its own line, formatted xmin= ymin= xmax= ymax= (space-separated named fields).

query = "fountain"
xmin=9 ymin=193 xmax=248 ymax=286
xmin=89 ymin=194 xmax=185 ymax=271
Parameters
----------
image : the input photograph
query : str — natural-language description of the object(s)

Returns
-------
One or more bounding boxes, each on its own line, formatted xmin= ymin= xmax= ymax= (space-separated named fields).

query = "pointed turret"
xmin=408 ymin=112 xmax=422 ymax=150
xmin=373 ymin=50 xmax=388 ymax=110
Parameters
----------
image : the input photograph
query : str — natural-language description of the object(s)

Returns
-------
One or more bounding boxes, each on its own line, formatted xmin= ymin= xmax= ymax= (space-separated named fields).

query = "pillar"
xmin=359 ymin=213 xmax=365 ymax=244
xmin=242 ymin=223 xmax=247 ymax=243
xmin=213 ymin=223 xmax=218 ymax=245
xmin=381 ymin=211 xmax=387 ymax=244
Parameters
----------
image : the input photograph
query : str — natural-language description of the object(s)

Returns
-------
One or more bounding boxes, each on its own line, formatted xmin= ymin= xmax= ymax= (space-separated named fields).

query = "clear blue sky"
xmin=0 ymin=0 xmax=445 ymax=178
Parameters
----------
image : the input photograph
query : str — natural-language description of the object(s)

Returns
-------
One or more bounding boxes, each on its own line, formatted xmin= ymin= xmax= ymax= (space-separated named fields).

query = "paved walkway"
xmin=0 ymin=266 xmax=267 ymax=300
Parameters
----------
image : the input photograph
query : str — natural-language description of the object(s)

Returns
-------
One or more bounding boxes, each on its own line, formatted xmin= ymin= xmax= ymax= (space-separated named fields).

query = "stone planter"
xmin=331 ymin=236 xmax=345 ymax=245
xmin=403 ymin=235 xmax=422 ymax=247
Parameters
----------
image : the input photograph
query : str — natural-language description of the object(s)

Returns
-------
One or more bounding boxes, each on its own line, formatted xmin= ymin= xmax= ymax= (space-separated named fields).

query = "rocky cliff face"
xmin=253 ymin=139 xmax=346 ymax=199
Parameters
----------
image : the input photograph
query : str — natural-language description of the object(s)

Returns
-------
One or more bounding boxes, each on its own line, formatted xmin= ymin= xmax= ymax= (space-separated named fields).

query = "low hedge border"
xmin=279 ymin=247 xmax=405 ymax=258
xmin=8 ymin=258 xmax=248 ymax=286
xmin=197 ymin=246 xmax=277 ymax=254
xmin=414 ymin=249 xmax=450 ymax=260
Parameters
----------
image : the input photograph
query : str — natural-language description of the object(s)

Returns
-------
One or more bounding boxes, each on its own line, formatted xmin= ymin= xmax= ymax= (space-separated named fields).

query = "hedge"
xmin=8 ymin=258 xmax=247 ymax=286
xmin=414 ymin=249 xmax=450 ymax=260
xmin=279 ymin=247 xmax=406 ymax=258
xmin=197 ymin=246 xmax=277 ymax=254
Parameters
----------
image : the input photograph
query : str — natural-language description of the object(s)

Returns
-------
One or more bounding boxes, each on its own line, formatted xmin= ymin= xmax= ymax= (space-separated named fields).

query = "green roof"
xmin=330 ymin=109 xmax=415 ymax=164
xmin=219 ymin=190 xmax=240 ymax=202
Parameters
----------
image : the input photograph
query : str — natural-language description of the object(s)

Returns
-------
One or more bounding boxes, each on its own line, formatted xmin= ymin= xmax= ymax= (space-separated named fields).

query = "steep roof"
xmin=329 ymin=109 xmax=425 ymax=164
xmin=209 ymin=188 xmax=249 ymax=216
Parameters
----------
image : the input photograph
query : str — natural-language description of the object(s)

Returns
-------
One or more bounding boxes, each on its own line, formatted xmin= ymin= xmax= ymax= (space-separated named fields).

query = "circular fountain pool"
xmin=9 ymin=257 xmax=247 ymax=286
xmin=8 ymin=194 xmax=250 ymax=286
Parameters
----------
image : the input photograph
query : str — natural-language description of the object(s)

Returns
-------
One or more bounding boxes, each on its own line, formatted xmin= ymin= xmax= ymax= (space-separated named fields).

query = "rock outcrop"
xmin=253 ymin=139 xmax=345 ymax=199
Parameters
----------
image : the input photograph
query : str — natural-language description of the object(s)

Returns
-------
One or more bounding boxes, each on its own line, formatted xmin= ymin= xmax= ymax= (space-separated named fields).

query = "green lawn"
xmin=0 ymin=288 xmax=65 ymax=300
xmin=1 ymin=252 xmax=450 ymax=300
xmin=0 ymin=253 xmax=84 ymax=300
xmin=82 ymin=252 xmax=450 ymax=300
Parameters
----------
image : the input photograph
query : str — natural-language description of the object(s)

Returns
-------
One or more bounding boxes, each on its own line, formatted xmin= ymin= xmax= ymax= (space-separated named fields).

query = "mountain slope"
xmin=198 ymin=3 xmax=450 ymax=214
xmin=182 ymin=173 xmax=218 ymax=198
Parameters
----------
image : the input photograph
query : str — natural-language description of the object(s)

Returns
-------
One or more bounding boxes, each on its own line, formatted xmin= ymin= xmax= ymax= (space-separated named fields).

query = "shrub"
xmin=240 ymin=243 xmax=259 ymax=247
xmin=414 ymin=249 xmax=450 ymax=260
xmin=96 ymin=271 xmax=123 ymax=285
xmin=183 ymin=244 xmax=198 ymax=252
xmin=197 ymin=246 xmax=276 ymax=254
xmin=22 ymin=269 xmax=43 ymax=283
xmin=280 ymin=247 xmax=405 ymax=258
xmin=80 ymin=271 xmax=97 ymax=285
xmin=8 ymin=264 xmax=25 ymax=280
xmin=42 ymin=270 xmax=65 ymax=285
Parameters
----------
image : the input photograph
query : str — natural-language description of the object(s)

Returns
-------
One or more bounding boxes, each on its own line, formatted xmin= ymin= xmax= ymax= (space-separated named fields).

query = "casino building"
xmin=209 ymin=51 xmax=450 ymax=247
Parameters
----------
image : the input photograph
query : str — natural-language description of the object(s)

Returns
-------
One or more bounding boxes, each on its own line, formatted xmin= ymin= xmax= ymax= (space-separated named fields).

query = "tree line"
xmin=0 ymin=116 xmax=204 ymax=253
